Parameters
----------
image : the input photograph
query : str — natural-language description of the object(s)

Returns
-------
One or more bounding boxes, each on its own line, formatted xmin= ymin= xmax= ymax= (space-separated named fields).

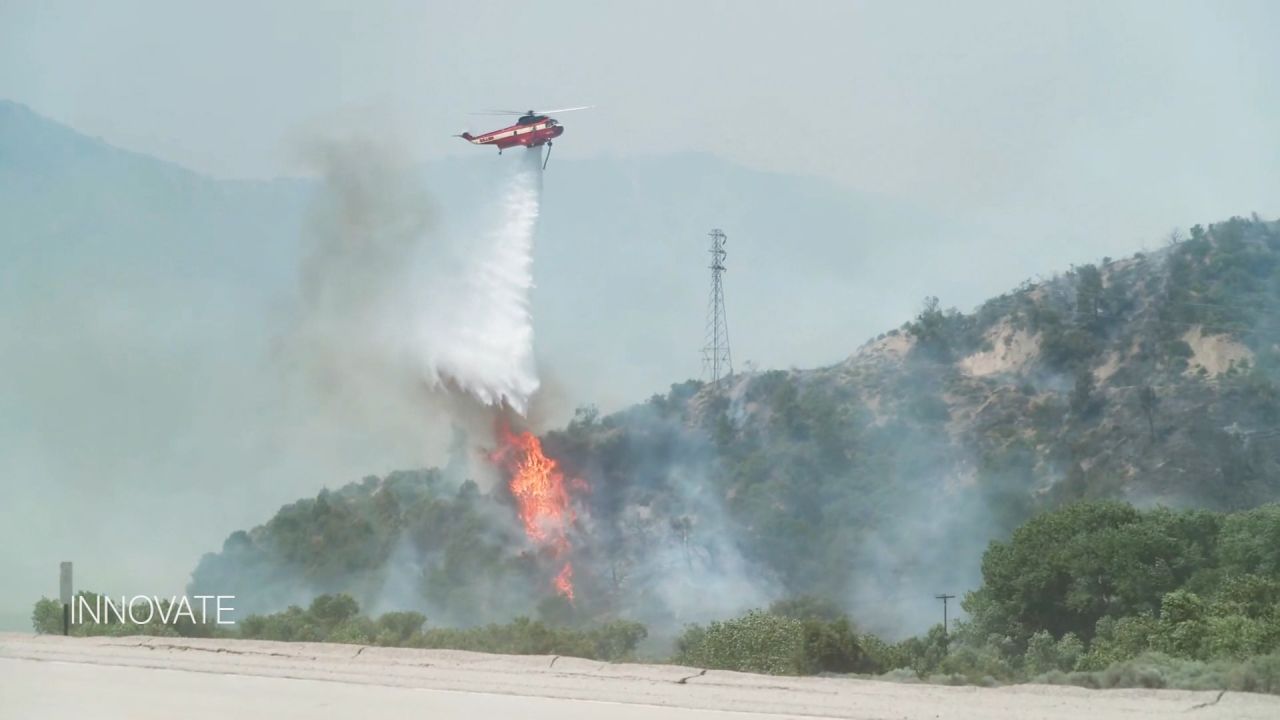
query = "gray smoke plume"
xmin=283 ymin=134 xmax=548 ymax=470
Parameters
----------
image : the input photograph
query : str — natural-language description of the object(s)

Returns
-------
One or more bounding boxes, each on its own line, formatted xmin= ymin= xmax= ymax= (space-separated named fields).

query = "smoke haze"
xmin=3 ymin=1 xmax=1280 ymax=638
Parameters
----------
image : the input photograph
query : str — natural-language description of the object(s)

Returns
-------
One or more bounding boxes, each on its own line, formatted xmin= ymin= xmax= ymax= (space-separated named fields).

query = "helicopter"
xmin=456 ymin=106 xmax=590 ymax=169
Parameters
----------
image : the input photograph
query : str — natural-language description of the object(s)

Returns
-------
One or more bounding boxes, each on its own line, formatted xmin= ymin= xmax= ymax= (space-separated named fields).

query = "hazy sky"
xmin=4 ymin=1 xmax=1278 ymax=230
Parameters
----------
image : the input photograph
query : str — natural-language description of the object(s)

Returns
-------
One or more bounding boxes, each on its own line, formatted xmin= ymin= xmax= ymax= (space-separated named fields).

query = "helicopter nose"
xmin=551 ymin=126 xmax=564 ymax=138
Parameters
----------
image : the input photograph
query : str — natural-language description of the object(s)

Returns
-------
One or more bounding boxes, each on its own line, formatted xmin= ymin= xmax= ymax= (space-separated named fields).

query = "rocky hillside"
xmin=781 ymin=214 xmax=1280 ymax=511
xmin=191 ymin=215 xmax=1280 ymax=638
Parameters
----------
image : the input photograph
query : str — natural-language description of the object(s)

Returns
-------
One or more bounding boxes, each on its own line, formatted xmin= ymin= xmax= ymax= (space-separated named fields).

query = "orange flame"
xmin=493 ymin=423 xmax=580 ymax=600
xmin=553 ymin=563 xmax=574 ymax=602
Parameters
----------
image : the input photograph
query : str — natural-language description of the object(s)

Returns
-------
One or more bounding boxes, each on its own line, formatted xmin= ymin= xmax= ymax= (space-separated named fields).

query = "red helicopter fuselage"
xmin=459 ymin=114 xmax=564 ymax=152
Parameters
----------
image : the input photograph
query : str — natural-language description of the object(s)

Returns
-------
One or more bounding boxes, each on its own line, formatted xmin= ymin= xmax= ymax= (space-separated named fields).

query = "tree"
xmin=966 ymin=502 xmax=1216 ymax=645
xmin=1069 ymin=369 xmax=1101 ymax=419
xmin=1025 ymin=630 xmax=1084 ymax=674
xmin=1156 ymin=590 xmax=1209 ymax=659
xmin=1138 ymin=385 xmax=1158 ymax=441
xmin=308 ymin=593 xmax=360 ymax=631
xmin=1217 ymin=505 xmax=1280 ymax=576
xmin=31 ymin=598 xmax=62 ymax=634
xmin=1074 ymin=264 xmax=1105 ymax=326
xmin=906 ymin=296 xmax=953 ymax=360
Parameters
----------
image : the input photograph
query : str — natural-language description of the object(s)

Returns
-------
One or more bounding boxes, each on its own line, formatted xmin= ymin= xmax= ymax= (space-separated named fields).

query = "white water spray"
xmin=420 ymin=149 xmax=543 ymax=415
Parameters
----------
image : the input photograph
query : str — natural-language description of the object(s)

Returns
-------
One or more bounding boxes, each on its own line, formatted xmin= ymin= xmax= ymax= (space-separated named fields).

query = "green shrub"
xmin=1079 ymin=614 xmax=1157 ymax=670
xmin=1155 ymin=590 xmax=1209 ymax=659
xmin=1205 ymin=614 xmax=1275 ymax=660
xmin=373 ymin=611 xmax=427 ymax=647
xmin=1227 ymin=652 xmax=1280 ymax=694
xmin=236 ymin=594 xmax=644 ymax=661
xmin=797 ymin=617 xmax=866 ymax=674
xmin=1036 ymin=651 xmax=1280 ymax=694
xmin=675 ymin=610 xmax=807 ymax=675
xmin=587 ymin=620 xmax=648 ymax=661
xmin=308 ymin=594 xmax=361 ymax=631
xmin=937 ymin=639 xmax=1016 ymax=682
xmin=676 ymin=608 xmax=869 ymax=676
xmin=857 ymin=634 xmax=919 ymax=674
xmin=32 ymin=597 xmax=62 ymax=634
xmin=327 ymin=617 xmax=376 ymax=645
xmin=1025 ymin=630 xmax=1084 ymax=674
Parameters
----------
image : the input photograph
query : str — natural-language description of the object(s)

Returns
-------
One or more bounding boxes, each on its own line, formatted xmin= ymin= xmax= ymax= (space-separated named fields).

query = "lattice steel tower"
xmin=702 ymin=229 xmax=733 ymax=386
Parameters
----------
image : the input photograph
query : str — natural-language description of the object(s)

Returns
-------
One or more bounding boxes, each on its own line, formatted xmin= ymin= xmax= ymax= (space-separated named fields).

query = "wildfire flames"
xmin=492 ymin=423 xmax=580 ymax=601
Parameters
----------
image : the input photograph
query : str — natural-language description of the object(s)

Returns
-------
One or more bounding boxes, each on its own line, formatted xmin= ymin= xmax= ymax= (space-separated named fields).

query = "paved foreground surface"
xmin=3 ymin=633 xmax=1279 ymax=719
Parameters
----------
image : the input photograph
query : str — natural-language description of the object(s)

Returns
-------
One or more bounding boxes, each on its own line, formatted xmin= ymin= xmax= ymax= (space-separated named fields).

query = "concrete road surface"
xmin=1 ymin=658 xmax=806 ymax=720
xmin=3 ymin=633 xmax=1279 ymax=720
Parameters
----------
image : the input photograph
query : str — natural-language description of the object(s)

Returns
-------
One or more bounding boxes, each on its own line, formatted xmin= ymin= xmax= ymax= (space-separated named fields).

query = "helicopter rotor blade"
xmin=534 ymin=106 xmax=592 ymax=114
xmin=469 ymin=106 xmax=592 ymax=116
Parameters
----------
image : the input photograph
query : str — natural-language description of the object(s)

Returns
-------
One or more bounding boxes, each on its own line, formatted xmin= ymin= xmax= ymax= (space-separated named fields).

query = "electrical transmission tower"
xmin=701 ymin=228 xmax=733 ymax=386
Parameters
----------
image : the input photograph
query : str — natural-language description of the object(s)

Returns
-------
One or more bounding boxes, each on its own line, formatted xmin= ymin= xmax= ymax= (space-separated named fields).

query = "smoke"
xmin=283 ymin=134 xmax=440 ymax=464
xmin=843 ymin=476 xmax=1005 ymax=639
xmin=540 ymin=397 xmax=781 ymax=641
xmin=284 ymin=134 xmax=547 ymax=473
xmin=198 ymin=134 xmax=827 ymax=640
xmin=257 ymin=135 xmax=564 ymax=619
xmin=238 ymin=149 xmax=1016 ymax=640
xmin=624 ymin=463 xmax=779 ymax=634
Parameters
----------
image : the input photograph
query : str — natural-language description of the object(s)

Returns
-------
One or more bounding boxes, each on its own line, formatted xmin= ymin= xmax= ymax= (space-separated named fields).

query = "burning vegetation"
xmin=491 ymin=420 xmax=582 ymax=601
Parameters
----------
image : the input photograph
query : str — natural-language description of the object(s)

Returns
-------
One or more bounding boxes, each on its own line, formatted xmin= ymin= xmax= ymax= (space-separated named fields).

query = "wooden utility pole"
xmin=935 ymin=593 xmax=955 ymax=653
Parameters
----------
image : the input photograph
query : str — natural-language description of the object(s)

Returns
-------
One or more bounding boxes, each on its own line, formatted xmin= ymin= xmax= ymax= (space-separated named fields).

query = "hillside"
xmin=190 ymin=215 xmax=1280 ymax=638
